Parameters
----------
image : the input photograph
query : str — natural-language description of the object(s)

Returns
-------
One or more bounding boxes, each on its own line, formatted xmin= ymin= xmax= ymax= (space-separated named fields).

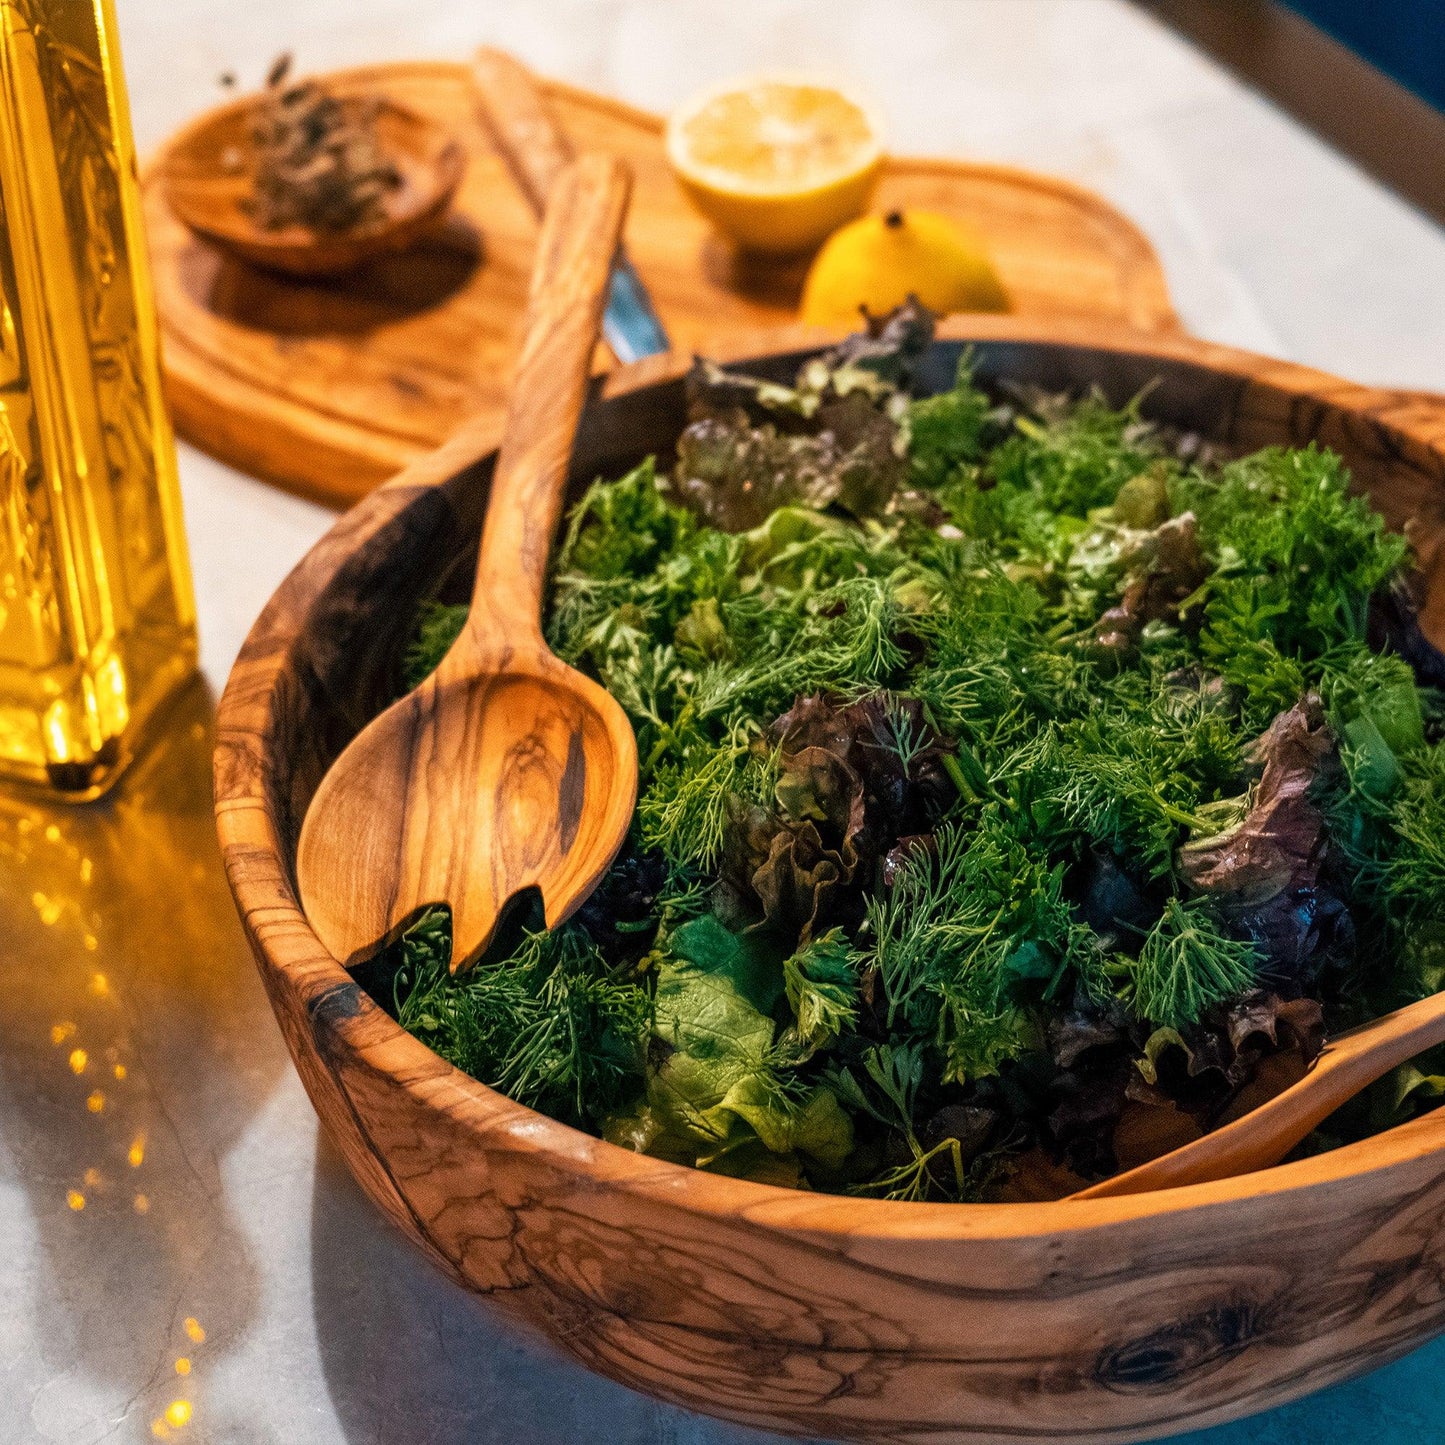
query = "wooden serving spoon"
xmin=1072 ymin=988 xmax=1445 ymax=1199
xmin=296 ymin=152 xmax=637 ymax=971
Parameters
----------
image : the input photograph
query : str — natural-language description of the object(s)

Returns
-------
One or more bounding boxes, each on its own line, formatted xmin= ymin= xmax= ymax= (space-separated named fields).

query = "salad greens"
xmin=372 ymin=303 xmax=1445 ymax=1202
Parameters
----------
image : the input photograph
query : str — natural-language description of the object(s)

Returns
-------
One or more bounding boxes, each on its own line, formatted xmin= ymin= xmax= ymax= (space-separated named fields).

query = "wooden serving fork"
xmin=297 ymin=152 xmax=637 ymax=971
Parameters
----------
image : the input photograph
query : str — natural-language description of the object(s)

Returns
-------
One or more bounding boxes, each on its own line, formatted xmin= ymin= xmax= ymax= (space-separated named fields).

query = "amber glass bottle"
xmin=0 ymin=0 xmax=196 ymax=798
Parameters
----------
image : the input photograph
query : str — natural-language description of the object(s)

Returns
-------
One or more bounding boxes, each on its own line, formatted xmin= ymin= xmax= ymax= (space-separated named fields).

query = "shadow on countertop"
xmin=307 ymin=1133 xmax=808 ymax=1445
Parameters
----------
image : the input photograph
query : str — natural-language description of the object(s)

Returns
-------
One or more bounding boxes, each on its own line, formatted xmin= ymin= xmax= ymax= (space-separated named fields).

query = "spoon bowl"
xmin=161 ymin=87 xmax=466 ymax=278
xmin=297 ymin=153 xmax=635 ymax=970
xmin=298 ymin=656 xmax=635 ymax=968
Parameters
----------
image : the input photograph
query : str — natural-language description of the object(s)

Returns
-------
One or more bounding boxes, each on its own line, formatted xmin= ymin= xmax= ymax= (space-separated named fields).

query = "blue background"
xmin=1282 ymin=0 xmax=1445 ymax=112
xmin=1165 ymin=1334 xmax=1445 ymax=1444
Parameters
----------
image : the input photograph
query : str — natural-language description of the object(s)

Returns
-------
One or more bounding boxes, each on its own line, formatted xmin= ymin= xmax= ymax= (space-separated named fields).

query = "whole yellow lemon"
xmin=800 ymin=209 xmax=1009 ymax=326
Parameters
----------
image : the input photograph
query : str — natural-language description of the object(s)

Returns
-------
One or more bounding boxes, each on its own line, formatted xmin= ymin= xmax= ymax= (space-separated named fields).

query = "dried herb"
xmin=243 ymin=53 xmax=402 ymax=233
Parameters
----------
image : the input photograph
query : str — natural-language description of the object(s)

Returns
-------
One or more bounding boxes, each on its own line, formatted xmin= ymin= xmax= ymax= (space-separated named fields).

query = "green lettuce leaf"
xmin=640 ymin=916 xmax=853 ymax=1174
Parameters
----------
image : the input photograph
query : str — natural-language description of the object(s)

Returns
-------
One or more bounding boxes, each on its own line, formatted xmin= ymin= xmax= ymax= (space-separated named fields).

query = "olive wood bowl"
xmin=162 ymin=86 xmax=465 ymax=278
xmin=215 ymin=317 xmax=1445 ymax=1444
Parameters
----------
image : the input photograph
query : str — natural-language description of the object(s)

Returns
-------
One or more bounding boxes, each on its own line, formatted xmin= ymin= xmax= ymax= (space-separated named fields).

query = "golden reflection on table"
xmin=0 ymin=679 xmax=285 ymax=1441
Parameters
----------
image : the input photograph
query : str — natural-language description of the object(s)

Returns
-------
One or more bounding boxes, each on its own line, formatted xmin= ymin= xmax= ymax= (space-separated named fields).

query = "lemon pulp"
xmin=666 ymin=77 xmax=884 ymax=254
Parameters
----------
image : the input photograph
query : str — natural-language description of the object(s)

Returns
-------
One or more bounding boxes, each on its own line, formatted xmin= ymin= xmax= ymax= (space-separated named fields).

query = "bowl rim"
xmin=215 ymin=313 xmax=1445 ymax=1241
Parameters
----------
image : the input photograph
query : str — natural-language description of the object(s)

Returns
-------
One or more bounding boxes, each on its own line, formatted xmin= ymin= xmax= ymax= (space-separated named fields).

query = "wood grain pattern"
xmin=215 ymin=317 xmax=1445 ymax=1444
xmin=471 ymin=48 xmax=573 ymax=217
xmin=161 ymin=91 xmax=466 ymax=278
xmin=146 ymin=61 xmax=1179 ymax=507
xmin=470 ymin=48 xmax=666 ymax=365
xmin=296 ymin=154 xmax=637 ymax=971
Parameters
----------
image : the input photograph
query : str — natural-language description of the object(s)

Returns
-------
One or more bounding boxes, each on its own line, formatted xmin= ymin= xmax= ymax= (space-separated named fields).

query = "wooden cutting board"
xmin=143 ymin=61 xmax=1180 ymax=508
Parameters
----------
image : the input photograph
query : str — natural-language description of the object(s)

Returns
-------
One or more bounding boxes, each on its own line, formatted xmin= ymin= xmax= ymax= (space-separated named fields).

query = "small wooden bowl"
xmin=160 ymin=86 xmax=466 ymax=278
xmin=215 ymin=317 xmax=1445 ymax=1444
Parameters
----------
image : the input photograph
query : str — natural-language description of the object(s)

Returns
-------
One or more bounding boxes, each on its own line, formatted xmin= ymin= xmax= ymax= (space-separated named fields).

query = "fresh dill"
xmin=1126 ymin=898 xmax=1261 ymax=1029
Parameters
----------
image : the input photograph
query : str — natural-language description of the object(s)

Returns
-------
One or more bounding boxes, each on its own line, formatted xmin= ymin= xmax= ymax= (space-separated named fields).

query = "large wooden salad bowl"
xmin=215 ymin=317 xmax=1445 ymax=1444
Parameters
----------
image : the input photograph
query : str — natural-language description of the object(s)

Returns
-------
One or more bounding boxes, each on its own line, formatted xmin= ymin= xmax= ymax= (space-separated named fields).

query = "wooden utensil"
xmin=295 ymin=152 xmax=637 ymax=970
xmin=471 ymin=48 xmax=572 ymax=215
xmin=472 ymin=47 xmax=669 ymax=362
xmin=1073 ymin=989 xmax=1445 ymax=1199
xmin=162 ymin=90 xmax=465 ymax=277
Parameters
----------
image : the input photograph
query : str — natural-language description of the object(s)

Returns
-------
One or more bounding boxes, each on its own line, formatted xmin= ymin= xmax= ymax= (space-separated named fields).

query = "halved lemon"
xmin=665 ymin=76 xmax=884 ymax=254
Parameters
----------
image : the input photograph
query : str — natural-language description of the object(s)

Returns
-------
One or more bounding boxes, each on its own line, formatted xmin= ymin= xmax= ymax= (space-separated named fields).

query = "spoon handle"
xmin=466 ymin=152 xmax=630 ymax=643
xmin=1072 ymin=989 xmax=1445 ymax=1200
xmin=472 ymin=47 xmax=572 ymax=217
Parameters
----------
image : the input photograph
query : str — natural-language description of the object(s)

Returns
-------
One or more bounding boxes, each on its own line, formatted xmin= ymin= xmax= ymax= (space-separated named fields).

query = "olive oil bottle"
xmin=0 ymin=0 xmax=196 ymax=798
